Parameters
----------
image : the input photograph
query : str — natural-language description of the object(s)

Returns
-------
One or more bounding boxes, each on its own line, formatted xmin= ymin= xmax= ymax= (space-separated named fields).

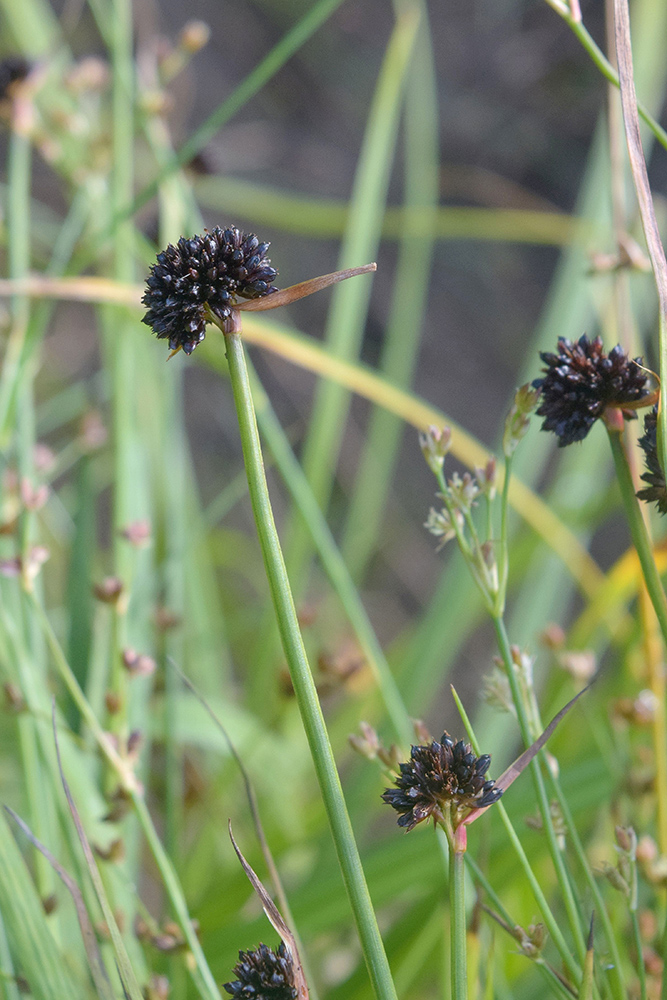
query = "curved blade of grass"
xmin=545 ymin=1 xmax=667 ymax=153
xmin=0 ymin=0 xmax=60 ymax=54
xmin=194 ymin=175 xmax=583 ymax=245
xmin=569 ymin=545 xmax=666 ymax=647
xmin=228 ymin=351 xmax=413 ymax=746
xmin=0 ymin=275 xmax=604 ymax=600
xmin=341 ymin=15 xmax=439 ymax=578
xmin=0 ymin=811 xmax=80 ymax=1000
xmin=283 ymin=6 xmax=421 ymax=595
xmin=168 ymin=659 xmax=311 ymax=980
xmin=235 ymin=319 xmax=604 ymax=599
xmin=51 ymin=706 xmax=143 ymax=1000
xmin=228 ymin=824 xmax=309 ymax=1000
xmin=448 ymin=693 xmax=582 ymax=984
xmin=5 ymin=807 xmax=115 ymax=1000
xmin=95 ymin=0 xmax=348 ymax=245
xmin=612 ymin=0 xmax=667 ymax=483
xmin=29 ymin=596 xmax=223 ymax=1000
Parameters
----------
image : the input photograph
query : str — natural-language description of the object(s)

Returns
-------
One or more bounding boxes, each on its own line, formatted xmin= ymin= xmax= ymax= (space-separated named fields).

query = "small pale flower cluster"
xmin=421 ymin=426 xmax=500 ymax=610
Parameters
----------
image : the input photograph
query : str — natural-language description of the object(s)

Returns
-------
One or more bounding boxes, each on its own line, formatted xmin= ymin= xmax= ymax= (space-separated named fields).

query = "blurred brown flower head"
xmin=533 ymin=335 xmax=648 ymax=446
xmin=637 ymin=406 xmax=667 ymax=514
xmin=382 ymin=732 xmax=502 ymax=831
xmin=223 ymin=942 xmax=297 ymax=1000
xmin=142 ymin=227 xmax=278 ymax=355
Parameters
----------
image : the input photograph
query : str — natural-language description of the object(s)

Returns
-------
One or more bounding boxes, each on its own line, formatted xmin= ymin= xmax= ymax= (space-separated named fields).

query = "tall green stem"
xmin=223 ymin=327 xmax=397 ymax=1000
xmin=492 ymin=616 xmax=587 ymax=967
xmin=449 ymin=836 xmax=468 ymax=1000
xmin=607 ymin=427 xmax=667 ymax=648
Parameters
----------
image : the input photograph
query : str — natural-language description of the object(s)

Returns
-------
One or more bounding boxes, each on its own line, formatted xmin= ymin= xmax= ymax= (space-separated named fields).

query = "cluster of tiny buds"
xmin=419 ymin=425 xmax=452 ymax=474
xmin=599 ymin=826 xmax=638 ymax=898
xmin=348 ymin=721 xmax=402 ymax=773
xmin=513 ymin=922 xmax=547 ymax=959
xmin=503 ymin=384 xmax=540 ymax=458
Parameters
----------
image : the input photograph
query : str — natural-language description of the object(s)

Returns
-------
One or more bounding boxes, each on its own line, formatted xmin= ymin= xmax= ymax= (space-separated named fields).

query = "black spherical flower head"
xmin=381 ymin=732 xmax=502 ymax=832
xmin=142 ymin=226 xmax=278 ymax=355
xmin=532 ymin=335 xmax=649 ymax=447
xmin=223 ymin=942 xmax=298 ymax=1000
xmin=637 ymin=406 xmax=667 ymax=515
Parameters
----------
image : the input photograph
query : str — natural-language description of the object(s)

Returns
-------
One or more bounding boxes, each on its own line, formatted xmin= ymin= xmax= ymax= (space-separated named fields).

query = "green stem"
xmin=454 ymin=693 xmax=581 ymax=981
xmin=549 ymin=9 xmax=667 ymax=153
xmin=630 ymin=910 xmax=647 ymax=1000
xmin=223 ymin=327 xmax=397 ymax=1000
xmin=498 ymin=453 xmax=512 ymax=611
xmin=449 ymin=839 xmax=468 ymax=1000
xmin=492 ymin=616 xmax=587 ymax=967
xmin=607 ymin=427 xmax=667 ymax=647
xmin=246 ymin=364 xmax=413 ymax=746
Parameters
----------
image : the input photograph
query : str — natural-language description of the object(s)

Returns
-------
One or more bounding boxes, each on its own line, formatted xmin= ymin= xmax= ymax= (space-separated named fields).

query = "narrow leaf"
xmin=228 ymin=823 xmax=309 ymax=1000
xmin=4 ymin=807 xmax=114 ymax=1000
xmin=578 ymin=914 xmax=595 ymax=1000
xmin=51 ymin=706 xmax=144 ymax=1000
xmin=0 ymin=811 xmax=80 ymax=1000
xmin=461 ymin=683 xmax=592 ymax=825
xmin=236 ymin=264 xmax=377 ymax=312
xmin=494 ymin=683 xmax=592 ymax=795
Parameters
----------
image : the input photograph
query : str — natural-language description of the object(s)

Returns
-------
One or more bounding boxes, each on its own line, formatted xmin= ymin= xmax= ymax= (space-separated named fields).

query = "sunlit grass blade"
xmin=282 ymin=6 xmax=421 ymax=594
xmin=93 ymin=0 xmax=349 ymax=246
xmin=194 ymin=175 xmax=583 ymax=245
xmin=0 ymin=272 xmax=606 ymax=601
xmin=203 ymin=341 xmax=413 ymax=745
xmin=341 ymin=15 xmax=439 ymax=579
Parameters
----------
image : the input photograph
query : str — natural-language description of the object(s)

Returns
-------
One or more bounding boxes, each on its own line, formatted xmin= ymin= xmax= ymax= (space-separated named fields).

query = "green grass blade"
xmin=283 ymin=7 xmax=421 ymax=593
xmin=0 ymin=812 xmax=83 ymax=1000
xmin=194 ymin=177 xmax=580 ymax=245
xmin=341 ymin=15 xmax=440 ymax=578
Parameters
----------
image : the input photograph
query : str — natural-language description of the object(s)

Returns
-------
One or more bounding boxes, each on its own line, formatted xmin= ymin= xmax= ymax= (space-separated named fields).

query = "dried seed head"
xmin=142 ymin=227 xmax=278 ymax=355
xmin=533 ymin=335 xmax=648 ymax=446
xmin=381 ymin=732 xmax=502 ymax=831
xmin=223 ymin=942 xmax=298 ymax=1000
xmin=637 ymin=406 xmax=667 ymax=514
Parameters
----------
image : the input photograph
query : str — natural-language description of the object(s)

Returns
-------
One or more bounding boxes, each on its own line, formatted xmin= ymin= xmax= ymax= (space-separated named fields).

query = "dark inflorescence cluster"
xmin=637 ymin=406 xmax=667 ymax=515
xmin=223 ymin=943 xmax=298 ymax=1000
xmin=382 ymin=733 xmax=502 ymax=832
xmin=533 ymin=335 xmax=648 ymax=447
xmin=0 ymin=57 xmax=31 ymax=100
xmin=142 ymin=226 xmax=278 ymax=355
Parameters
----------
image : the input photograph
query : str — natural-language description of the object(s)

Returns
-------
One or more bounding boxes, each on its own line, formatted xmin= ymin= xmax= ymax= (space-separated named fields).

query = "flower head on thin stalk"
xmin=381 ymin=732 xmax=502 ymax=832
xmin=143 ymin=226 xmax=376 ymax=356
xmin=636 ymin=406 xmax=667 ymax=515
xmin=223 ymin=942 xmax=298 ymax=1000
xmin=532 ymin=335 xmax=649 ymax=446
xmin=142 ymin=227 xmax=278 ymax=354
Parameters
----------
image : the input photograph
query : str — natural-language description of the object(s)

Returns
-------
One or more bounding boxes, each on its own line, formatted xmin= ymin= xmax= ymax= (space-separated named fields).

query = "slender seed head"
xmin=382 ymin=732 xmax=502 ymax=831
xmin=636 ymin=406 xmax=667 ymax=514
xmin=142 ymin=227 xmax=278 ymax=354
xmin=223 ymin=942 xmax=298 ymax=1000
xmin=532 ymin=335 xmax=648 ymax=446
